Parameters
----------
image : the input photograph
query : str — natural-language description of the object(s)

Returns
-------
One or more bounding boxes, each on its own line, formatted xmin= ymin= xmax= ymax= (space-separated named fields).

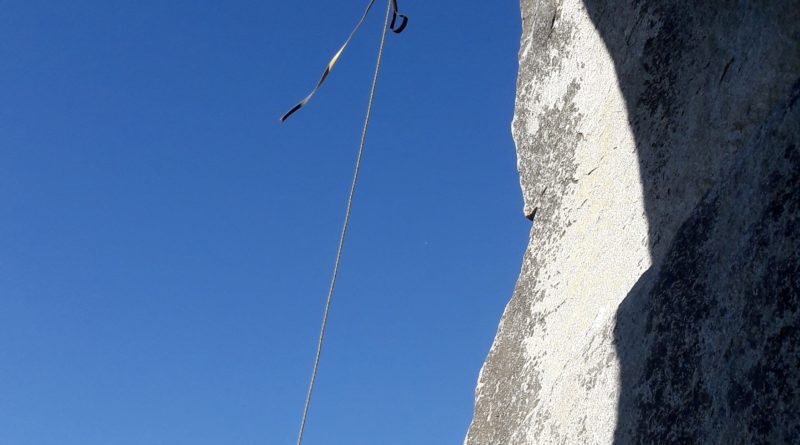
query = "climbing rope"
xmin=284 ymin=1 xmax=407 ymax=444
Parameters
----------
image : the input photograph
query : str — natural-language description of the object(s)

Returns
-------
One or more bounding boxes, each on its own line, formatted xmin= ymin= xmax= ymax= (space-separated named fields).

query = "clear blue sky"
xmin=0 ymin=1 xmax=527 ymax=443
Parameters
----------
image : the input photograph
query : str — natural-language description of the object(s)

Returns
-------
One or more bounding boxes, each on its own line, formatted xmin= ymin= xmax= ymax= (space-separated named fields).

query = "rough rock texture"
xmin=466 ymin=1 xmax=799 ymax=444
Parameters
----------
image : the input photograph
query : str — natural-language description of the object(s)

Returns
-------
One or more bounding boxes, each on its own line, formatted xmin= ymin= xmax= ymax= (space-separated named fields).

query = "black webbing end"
xmin=390 ymin=13 xmax=408 ymax=33
xmin=390 ymin=0 xmax=408 ymax=33
xmin=281 ymin=102 xmax=303 ymax=122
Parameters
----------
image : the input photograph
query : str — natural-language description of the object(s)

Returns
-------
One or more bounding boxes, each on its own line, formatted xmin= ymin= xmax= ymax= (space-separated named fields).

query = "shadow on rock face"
xmin=579 ymin=1 xmax=800 ymax=443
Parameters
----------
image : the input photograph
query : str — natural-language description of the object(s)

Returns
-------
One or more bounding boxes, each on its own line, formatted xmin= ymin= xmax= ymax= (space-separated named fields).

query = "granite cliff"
xmin=466 ymin=1 xmax=799 ymax=443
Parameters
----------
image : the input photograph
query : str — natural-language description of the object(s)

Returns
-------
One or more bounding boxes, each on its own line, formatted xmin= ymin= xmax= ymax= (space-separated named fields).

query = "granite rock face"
xmin=465 ymin=1 xmax=799 ymax=444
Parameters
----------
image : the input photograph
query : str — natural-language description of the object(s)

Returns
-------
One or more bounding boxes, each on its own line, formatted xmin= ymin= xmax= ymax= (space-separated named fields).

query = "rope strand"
xmin=295 ymin=2 xmax=394 ymax=444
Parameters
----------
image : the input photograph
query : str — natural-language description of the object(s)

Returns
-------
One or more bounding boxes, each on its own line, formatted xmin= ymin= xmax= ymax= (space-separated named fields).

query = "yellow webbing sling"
xmin=280 ymin=0 xmax=407 ymax=122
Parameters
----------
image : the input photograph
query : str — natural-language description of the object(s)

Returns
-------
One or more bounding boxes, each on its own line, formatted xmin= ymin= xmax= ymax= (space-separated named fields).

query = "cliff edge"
xmin=466 ymin=1 xmax=800 ymax=443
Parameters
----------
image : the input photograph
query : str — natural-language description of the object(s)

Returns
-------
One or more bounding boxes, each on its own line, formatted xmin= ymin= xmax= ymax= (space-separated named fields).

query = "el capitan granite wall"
xmin=466 ymin=1 xmax=800 ymax=443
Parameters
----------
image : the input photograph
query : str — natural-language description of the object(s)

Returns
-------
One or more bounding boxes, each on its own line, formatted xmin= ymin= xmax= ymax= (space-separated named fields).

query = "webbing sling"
xmin=280 ymin=0 xmax=407 ymax=122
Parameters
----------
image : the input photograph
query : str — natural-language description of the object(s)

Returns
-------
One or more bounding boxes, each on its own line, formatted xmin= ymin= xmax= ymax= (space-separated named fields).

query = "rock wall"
xmin=465 ymin=1 xmax=799 ymax=444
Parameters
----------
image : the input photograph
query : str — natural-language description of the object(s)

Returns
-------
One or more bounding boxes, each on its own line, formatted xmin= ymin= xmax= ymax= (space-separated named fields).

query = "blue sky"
xmin=0 ymin=1 xmax=527 ymax=443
